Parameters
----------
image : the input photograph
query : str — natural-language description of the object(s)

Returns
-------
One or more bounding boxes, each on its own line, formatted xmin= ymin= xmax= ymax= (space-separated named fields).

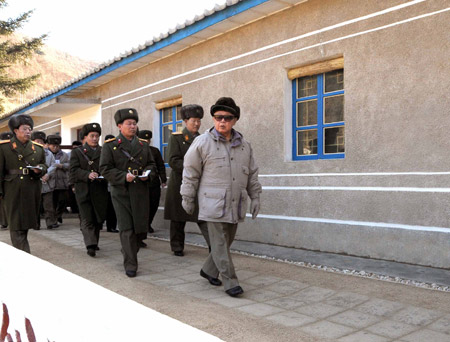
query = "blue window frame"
xmin=160 ymin=104 xmax=182 ymax=166
xmin=292 ymin=69 xmax=345 ymax=160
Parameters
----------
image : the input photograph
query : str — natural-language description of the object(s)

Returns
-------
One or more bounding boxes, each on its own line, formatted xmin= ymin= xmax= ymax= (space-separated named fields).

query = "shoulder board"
xmin=172 ymin=132 xmax=183 ymax=135
xmin=138 ymin=138 xmax=149 ymax=142
xmin=105 ymin=137 xmax=116 ymax=143
xmin=32 ymin=141 xmax=44 ymax=147
xmin=0 ymin=139 xmax=10 ymax=144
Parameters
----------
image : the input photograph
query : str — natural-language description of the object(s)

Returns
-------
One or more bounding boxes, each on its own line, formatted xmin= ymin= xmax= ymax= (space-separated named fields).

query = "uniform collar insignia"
xmin=184 ymin=135 xmax=189 ymax=141
xmin=117 ymin=138 xmax=122 ymax=144
xmin=12 ymin=142 xmax=17 ymax=149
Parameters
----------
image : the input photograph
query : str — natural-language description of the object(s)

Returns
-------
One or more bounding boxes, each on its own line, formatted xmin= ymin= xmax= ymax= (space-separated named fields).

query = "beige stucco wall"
xmin=68 ymin=0 xmax=450 ymax=267
xmin=60 ymin=105 xmax=101 ymax=145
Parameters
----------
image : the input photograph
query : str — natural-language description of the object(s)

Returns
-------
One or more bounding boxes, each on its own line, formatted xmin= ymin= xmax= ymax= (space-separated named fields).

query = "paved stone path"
xmin=1 ymin=219 xmax=449 ymax=341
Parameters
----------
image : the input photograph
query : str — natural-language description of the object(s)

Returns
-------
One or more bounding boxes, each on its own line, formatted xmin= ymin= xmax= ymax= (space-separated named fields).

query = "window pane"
xmin=176 ymin=123 xmax=183 ymax=132
xmin=297 ymin=129 xmax=317 ymax=156
xmin=324 ymin=69 xmax=344 ymax=93
xmin=176 ymin=105 xmax=183 ymax=121
xmin=297 ymin=100 xmax=317 ymax=127
xmin=297 ymin=75 xmax=317 ymax=98
xmin=162 ymin=125 xmax=172 ymax=144
xmin=162 ymin=145 xmax=169 ymax=163
xmin=324 ymin=95 xmax=344 ymax=123
xmin=324 ymin=127 xmax=345 ymax=154
xmin=162 ymin=108 xmax=172 ymax=123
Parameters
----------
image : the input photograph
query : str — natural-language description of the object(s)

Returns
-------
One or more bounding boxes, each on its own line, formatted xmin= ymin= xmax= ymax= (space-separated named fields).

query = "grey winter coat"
xmin=41 ymin=149 xmax=56 ymax=194
xmin=181 ymin=128 xmax=261 ymax=224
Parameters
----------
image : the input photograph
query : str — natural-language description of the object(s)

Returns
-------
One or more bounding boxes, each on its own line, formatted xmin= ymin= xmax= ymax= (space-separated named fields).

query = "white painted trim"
xmin=102 ymin=0 xmax=425 ymax=104
xmin=248 ymin=213 xmax=450 ymax=234
xmin=262 ymin=186 xmax=450 ymax=192
xmin=259 ymin=172 xmax=450 ymax=177
xmin=33 ymin=118 xmax=61 ymax=129
xmin=40 ymin=123 xmax=62 ymax=132
xmin=102 ymin=7 xmax=450 ymax=110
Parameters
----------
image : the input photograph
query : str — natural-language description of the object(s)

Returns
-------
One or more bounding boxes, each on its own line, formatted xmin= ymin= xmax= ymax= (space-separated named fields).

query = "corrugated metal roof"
xmin=7 ymin=0 xmax=303 ymax=118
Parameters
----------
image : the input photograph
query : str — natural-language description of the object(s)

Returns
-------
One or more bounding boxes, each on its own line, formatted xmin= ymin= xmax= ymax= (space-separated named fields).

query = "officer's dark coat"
xmin=99 ymin=133 xmax=156 ymax=233
xmin=69 ymin=144 xmax=108 ymax=224
xmin=0 ymin=136 xmax=47 ymax=231
xmin=164 ymin=127 xmax=200 ymax=222
xmin=149 ymin=146 xmax=167 ymax=188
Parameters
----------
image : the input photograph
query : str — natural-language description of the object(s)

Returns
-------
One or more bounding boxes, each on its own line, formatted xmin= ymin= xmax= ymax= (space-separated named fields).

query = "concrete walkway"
xmin=1 ymin=218 xmax=450 ymax=342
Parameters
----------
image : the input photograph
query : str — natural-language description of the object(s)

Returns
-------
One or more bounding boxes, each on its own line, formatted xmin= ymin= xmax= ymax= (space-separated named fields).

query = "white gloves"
xmin=250 ymin=198 xmax=260 ymax=219
xmin=182 ymin=198 xmax=195 ymax=215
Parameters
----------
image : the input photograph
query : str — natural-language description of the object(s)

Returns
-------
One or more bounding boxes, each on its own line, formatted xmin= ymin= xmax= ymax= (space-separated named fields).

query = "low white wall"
xmin=0 ymin=242 xmax=221 ymax=342
xmin=60 ymin=106 xmax=101 ymax=145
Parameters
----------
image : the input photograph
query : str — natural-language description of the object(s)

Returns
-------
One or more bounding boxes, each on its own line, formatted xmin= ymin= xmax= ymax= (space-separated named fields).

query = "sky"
xmin=1 ymin=0 xmax=223 ymax=63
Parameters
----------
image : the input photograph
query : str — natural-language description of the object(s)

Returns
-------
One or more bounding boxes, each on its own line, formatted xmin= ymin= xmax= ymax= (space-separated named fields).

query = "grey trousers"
xmin=10 ymin=230 xmax=30 ymax=254
xmin=202 ymin=222 xmax=239 ymax=290
xmin=42 ymin=192 xmax=57 ymax=227
xmin=120 ymin=229 xmax=139 ymax=272
xmin=170 ymin=220 xmax=210 ymax=252
xmin=80 ymin=218 xmax=101 ymax=249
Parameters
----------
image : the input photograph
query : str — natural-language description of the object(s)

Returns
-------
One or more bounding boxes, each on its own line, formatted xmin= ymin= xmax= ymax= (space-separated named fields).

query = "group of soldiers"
xmin=1 ymin=97 xmax=261 ymax=297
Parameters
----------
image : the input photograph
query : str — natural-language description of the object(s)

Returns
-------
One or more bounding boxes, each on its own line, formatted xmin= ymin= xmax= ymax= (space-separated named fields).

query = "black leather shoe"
xmin=174 ymin=251 xmax=184 ymax=257
xmin=125 ymin=270 xmax=136 ymax=278
xmin=0 ymin=225 xmax=7 ymax=229
xmin=148 ymin=226 xmax=154 ymax=233
xmin=95 ymin=246 xmax=100 ymax=251
xmin=200 ymin=269 xmax=222 ymax=286
xmin=87 ymin=248 xmax=96 ymax=257
xmin=33 ymin=227 xmax=40 ymax=230
xmin=47 ymin=224 xmax=59 ymax=229
xmin=226 ymin=286 xmax=244 ymax=297
xmin=57 ymin=217 xmax=63 ymax=223
xmin=139 ymin=241 xmax=147 ymax=248
xmin=107 ymin=228 xmax=119 ymax=233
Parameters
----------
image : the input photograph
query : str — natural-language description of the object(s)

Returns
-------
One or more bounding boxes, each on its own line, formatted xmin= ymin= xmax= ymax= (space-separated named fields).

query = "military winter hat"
xmin=210 ymin=97 xmax=240 ymax=120
xmin=8 ymin=114 xmax=34 ymax=131
xmin=138 ymin=130 xmax=152 ymax=141
xmin=181 ymin=104 xmax=204 ymax=120
xmin=104 ymin=134 xmax=115 ymax=141
xmin=31 ymin=131 xmax=46 ymax=141
xmin=114 ymin=108 xmax=139 ymax=125
xmin=82 ymin=122 xmax=102 ymax=138
xmin=47 ymin=134 xmax=62 ymax=145
xmin=0 ymin=132 xmax=13 ymax=140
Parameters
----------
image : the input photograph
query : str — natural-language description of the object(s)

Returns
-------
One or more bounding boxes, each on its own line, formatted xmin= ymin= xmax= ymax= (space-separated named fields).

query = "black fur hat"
xmin=81 ymin=123 xmax=102 ymax=138
xmin=210 ymin=97 xmax=240 ymax=120
xmin=137 ymin=130 xmax=152 ymax=141
xmin=31 ymin=131 xmax=46 ymax=142
xmin=8 ymin=114 xmax=34 ymax=131
xmin=47 ymin=134 xmax=62 ymax=145
xmin=114 ymin=108 xmax=139 ymax=125
xmin=0 ymin=132 xmax=13 ymax=140
xmin=181 ymin=104 xmax=204 ymax=120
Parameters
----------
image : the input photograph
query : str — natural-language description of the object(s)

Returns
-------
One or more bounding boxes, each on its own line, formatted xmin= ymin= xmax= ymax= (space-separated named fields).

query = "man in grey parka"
xmin=181 ymin=97 xmax=262 ymax=297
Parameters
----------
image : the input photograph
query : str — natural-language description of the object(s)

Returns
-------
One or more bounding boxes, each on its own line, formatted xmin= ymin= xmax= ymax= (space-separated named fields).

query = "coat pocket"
xmin=199 ymin=188 xmax=226 ymax=219
xmin=238 ymin=189 xmax=248 ymax=219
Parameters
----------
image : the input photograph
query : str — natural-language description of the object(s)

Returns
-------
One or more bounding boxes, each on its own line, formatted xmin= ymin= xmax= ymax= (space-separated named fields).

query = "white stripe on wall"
xmin=262 ymin=186 xmax=450 ymax=193
xmin=33 ymin=118 xmax=61 ymax=129
xmin=102 ymin=0 xmax=426 ymax=104
xmin=102 ymin=6 xmax=450 ymax=110
xmin=259 ymin=171 xmax=450 ymax=177
xmin=246 ymin=213 xmax=450 ymax=234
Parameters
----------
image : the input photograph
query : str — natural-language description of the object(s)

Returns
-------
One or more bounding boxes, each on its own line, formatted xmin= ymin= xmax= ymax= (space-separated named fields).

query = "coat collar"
xmin=182 ymin=127 xmax=199 ymax=144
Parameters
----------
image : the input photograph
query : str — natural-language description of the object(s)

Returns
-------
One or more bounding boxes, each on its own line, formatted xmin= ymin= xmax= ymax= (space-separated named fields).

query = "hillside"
xmin=2 ymin=34 xmax=99 ymax=113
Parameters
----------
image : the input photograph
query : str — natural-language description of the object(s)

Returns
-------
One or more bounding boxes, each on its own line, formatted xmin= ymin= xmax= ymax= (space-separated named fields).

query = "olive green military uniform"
xmin=0 ymin=137 xmax=47 ymax=252
xmin=164 ymin=127 xmax=210 ymax=252
xmin=100 ymin=133 xmax=156 ymax=272
xmin=70 ymin=143 xmax=108 ymax=250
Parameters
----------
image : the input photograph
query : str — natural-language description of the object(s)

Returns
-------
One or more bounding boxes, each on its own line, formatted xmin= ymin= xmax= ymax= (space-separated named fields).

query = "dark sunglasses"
xmin=213 ymin=115 xmax=235 ymax=122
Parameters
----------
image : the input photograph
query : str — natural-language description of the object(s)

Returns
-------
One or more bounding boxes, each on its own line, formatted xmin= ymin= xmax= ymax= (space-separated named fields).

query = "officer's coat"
xmin=99 ymin=133 xmax=156 ymax=233
xmin=69 ymin=143 xmax=108 ymax=224
xmin=164 ymin=127 xmax=200 ymax=222
xmin=0 ymin=136 xmax=47 ymax=231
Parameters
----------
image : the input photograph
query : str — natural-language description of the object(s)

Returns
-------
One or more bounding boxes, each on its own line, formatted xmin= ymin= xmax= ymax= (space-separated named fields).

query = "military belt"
xmin=7 ymin=168 xmax=30 ymax=175
xmin=130 ymin=169 xmax=142 ymax=176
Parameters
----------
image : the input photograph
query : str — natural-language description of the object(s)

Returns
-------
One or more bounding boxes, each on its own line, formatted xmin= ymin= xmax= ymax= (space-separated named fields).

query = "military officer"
xmin=164 ymin=104 xmax=210 ymax=257
xmin=0 ymin=115 xmax=47 ymax=253
xmin=70 ymin=123 xmax=109 ymax=257
xmin=0 ymin=132 xmax=13 ymax=229
xmin=137 ymin=129 xmax=167 ymax=234
xmin=100 ymin=108 xmax=156 ymax=277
